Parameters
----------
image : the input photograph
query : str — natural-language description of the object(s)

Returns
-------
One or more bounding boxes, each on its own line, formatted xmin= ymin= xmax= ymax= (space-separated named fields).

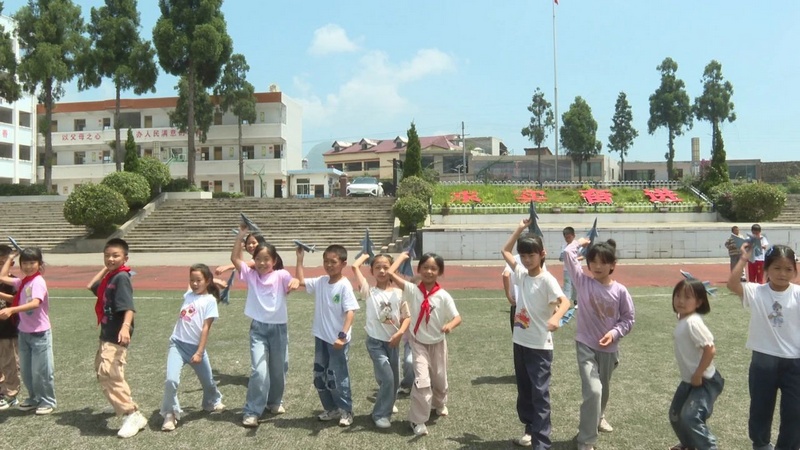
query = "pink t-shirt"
xmin=12 ymin=276 xmax=50 ymax=333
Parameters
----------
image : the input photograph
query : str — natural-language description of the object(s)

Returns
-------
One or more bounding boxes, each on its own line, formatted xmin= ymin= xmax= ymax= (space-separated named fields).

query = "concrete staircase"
xmin=0 ymin=200 xmax=89 ymax=252
xmin=122 ymin=197 xmax=396 ymax=253
xmin=775 ymin=194 xmax=800 ymax=224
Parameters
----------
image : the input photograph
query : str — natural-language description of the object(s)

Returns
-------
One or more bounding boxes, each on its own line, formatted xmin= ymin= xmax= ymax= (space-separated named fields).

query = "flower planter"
xmin=577 ymin=207 xmax=587 ymax=214
xmin=551 ymin=207 xmax=562 ymax=214
xmin=615 ymin=206 xmax=625 ymax=213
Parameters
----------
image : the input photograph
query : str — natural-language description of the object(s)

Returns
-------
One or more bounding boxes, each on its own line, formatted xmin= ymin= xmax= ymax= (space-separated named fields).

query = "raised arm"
xmin=727 ymin=243 xmax=751 ymax=299
xmin=295 ymin=247 xmax=306 ymax=287
xmin=230 ymin=226 xmax=249 ymax=269
xmin=351 ymin=253 xmax=371 ymax=294
xmin=0 ymin=252 xmax=17 ymax=285
xmin=387 ymin=252 xmax=410 ymax=287
xmin=87 ymin=266 xmax=109 ymax=290
xmin=501 ymin=219 xmax=529 ymax=269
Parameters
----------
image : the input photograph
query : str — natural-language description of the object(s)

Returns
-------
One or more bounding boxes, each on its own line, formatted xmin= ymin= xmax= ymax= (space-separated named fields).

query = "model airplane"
xmin=732 ymin=234 xmax=764 ymax=262
xmin=293 ymin=240 xmax=316 ymax=253
xmin=579 ymin=218 xmax=599 ymax=257
xmin=355 ymin=228 xmax=375 ymax=263
xmin=680 ymin=270 xmax=718 ymax=296
xmin=219 ymin=270 xmax=236 ymax=305
xmin=399 ymin=235 xmax=417 ymax=277
xmin=8 ymin=236 xmax=23 ymax=253
xmin=527 ymin=201 xmax=543 ymax=237
xmin=240 ymin=212 xmax=261 ymax=233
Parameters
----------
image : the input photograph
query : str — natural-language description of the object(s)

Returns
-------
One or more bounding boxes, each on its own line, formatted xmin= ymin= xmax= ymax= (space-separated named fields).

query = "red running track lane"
xmin=42 ymin=263 xmax=732 ymax=291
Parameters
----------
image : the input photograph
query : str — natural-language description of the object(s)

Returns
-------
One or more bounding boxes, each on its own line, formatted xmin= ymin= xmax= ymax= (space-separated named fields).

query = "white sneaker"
xmin=117 ymin=411 xmax=147 ymax=438
xmin=435 ymin=406 xmax=448 ymax=416
xmin=513 ymin=433 xmax=532 ymax=447
xmin=242 ymin=415 xmax=259 ymax=428
xmin=35 ymin=406 xmax=54 ymax=415
xmin=392 ymin=404 xmax=399 ymax=414
xmin=338 ymin=410 xmax=353 ymax=427
xmin=161 ymin=413 xmax=177 ymax=431
xmin=205 ymin=402 xmax=225 ymax=413
xmin=374 ymin=417 xmax=391 ymax=429
xmin=577 ymin=444 xmax=595 ymax=450
xmin=269 ymin=404 xmax=285 ymax=414
xmin=396 ymin=386 xmax=411 ymax=395
xmin=318 ymin=409 xmax=341 ymax=421
xmin=598 ymin=416 xmax=613 ymax=432
xmin=411 ymin=422 xmax=428 ymax=436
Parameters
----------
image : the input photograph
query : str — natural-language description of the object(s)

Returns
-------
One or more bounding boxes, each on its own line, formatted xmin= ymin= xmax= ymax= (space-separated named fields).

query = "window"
xmin=74 ymin=118 xmax=86 ymax=131
xmin=214 ymin=111 xmax=223 ymax=125
xmin=102 ymin=150 xmax=111 ymax=163
xmin=242 ymin=146 xmax=254 ymax=160
xmin=144 ymin=115 xmax=153 ymax=128
xmin=674 ymin=168 xmax=684 ymax=179
xmin=201 ymin=181 xmax=210 ymax=191
xmin=18 ymin=111 xmax=31 ymax=128
xmin=328 ymin=163 xmax=343 ymax=171
xmin=0 ymin=107 xmax=11 ymax=124
xmin=364 ymin=160 xmax=380 ymax=171
xmin=50 ymin=120 xmax=58 ymax=132
xmin=623 ymin=169 xmax=655 ymax=181
xmin=103 ymin=118 xmax=111 ymax=130
xmin=297 ymin=178 xmax=311 ymax=196
xmin=118 ymin=112 xmax=141 ymax=128
xmin=421 ymin=156 xmax=434 ymax=169
xmin=273 ymin=144 xmax=282 ymax=159
xmin=18 ymin=145 xmax=31 ymax=161
xmin=74 ymin=151 xmax=86 ymax=165
xmin=213 ymin=147 xmax=222 ymax=160
xmin=344 ymin=162 xmax=363 ymax=172
xmin=0 ymin=143 xmax=11 ymax=158
xmin=200 ymin=147 xmax=209 ymax=161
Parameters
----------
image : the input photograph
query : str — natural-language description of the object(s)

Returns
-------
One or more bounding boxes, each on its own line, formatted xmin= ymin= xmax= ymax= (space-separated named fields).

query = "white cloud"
xmin=308 ymin=24 xmax=359 ymax=56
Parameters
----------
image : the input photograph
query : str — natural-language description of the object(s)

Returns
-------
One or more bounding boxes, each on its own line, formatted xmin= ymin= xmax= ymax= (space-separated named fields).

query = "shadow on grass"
xmin=471 ymin=375 xmax=516 ymax=385
xmin=448 ymin=433 xmax=576 ymax=449
xmin=54 ymin=407 xmax=120 ymax=437
xmin=213 ymin=371 xmax=248 ymax=388
xmin=0 ymin=407 xmax=28 ymax=424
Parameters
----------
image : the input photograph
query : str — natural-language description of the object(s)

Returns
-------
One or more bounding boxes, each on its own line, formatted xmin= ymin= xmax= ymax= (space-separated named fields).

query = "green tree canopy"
xmin=80 ymin=0 xmax=158 ymax=171
xmin=560 ymin=96 xmax=601 ymax=182
xmin=0 ymin=3 xmax=21 ymax=103
xmin=153 ymin=0 xmax=232 ymax=186
xmin=403 ymin=122 xmax=422 ymax=179
xmin=170 ymin=77 xmax=213 ymax=144
xmin=648 ymin=57 xmax=693 ymax=180
xmin=214 ymin=53 xmax=256 ymax=193
xmin=694 ymin=60 xmax=734 ymax=189
xmin=607 ymin=92 xmax=638 ymax=181
xmin=123 ymin=128 xmax=140 ymax=173
xmin=521 ymin=87 xmax=554 ymax=185
xmin=15 ymin=0 xmax=88 ymax=192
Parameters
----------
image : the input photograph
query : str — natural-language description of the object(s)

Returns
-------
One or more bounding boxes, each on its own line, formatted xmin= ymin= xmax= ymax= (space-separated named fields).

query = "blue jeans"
xmin=669 ymin=371 xmax=724 ymax=450
xmin=366 ymin=336 xmax=399 ymax=420
xmin=400 ymin=339 xmax=414 ymax=389
xmin=244 ymin=321 xmax=287 ymax=417
xmin=160 ymin=338 xmax=222 ymax=418
xmin=514 ymin=344 xmax=553 ymax=450
xmin=563 ymin=269 xmax=577 ymax=304
xmin=18 ymin=330 xmax=56 ymax=408
xmin=313 ymin=337 xmax=352 ymax=413
xmin=748 ymin=351 xmax=800 ymax=450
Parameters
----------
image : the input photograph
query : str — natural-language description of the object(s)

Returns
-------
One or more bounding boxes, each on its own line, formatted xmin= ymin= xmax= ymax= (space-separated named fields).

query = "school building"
xmin=35 ymin=89 xmax=303 ymax=197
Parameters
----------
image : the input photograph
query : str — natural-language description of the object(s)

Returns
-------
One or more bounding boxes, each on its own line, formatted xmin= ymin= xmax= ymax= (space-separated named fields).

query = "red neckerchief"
xmin=11 ymin=272 xmax=42 ymax=308
xmin=96 ymin=266 xmax=131 ymax=324
xmin=413 ymin=282 xmax=440 ymax=335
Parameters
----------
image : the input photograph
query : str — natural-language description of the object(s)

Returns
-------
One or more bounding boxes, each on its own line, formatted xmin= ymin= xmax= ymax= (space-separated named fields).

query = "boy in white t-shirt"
xmin=296 ymin=245 xmax=359 ymax=427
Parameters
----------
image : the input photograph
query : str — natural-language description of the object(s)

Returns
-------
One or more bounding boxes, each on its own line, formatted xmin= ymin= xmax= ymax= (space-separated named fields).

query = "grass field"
xmin=0 ymin=287 xmax=772 ymax=449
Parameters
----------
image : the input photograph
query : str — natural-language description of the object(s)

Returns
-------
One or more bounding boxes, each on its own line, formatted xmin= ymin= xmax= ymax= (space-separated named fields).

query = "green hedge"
xmin=101 ymin=171 xmax=151 ymax=208
xmin=0 ymin=184 xmax=52 ymax=196
xmin=63 ymin=184 xmax=128 ymax=233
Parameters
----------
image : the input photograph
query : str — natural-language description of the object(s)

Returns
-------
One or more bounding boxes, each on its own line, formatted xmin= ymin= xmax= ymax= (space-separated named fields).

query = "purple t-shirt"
xmin=12 ymin=276 xmax=50 ymax=333
xmin=563 ymin=241 xmax=635 ymax=353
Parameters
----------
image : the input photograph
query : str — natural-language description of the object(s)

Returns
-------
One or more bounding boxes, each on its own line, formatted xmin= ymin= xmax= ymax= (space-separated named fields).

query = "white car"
xmin=346 ymin=176 xmax=384 ymax=197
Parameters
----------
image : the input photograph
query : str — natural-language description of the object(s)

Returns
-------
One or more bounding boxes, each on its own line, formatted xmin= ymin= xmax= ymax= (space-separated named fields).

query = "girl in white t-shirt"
xmin=388 ymin=251 xmax=461 ymax=437
xmin=668 ymin=279 xmax=724 ymax=450
xmin=352 ymin=253 xmax=410 ymax=429
xmin=728 ymin=244 xmax=800 ymax=450
xmin=160 ymin=264 xmax=224 ymax=431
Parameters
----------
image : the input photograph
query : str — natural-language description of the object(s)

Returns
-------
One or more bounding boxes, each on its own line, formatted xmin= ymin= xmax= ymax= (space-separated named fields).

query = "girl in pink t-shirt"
xmin=0 ymin=248 xmax=56 ymax=414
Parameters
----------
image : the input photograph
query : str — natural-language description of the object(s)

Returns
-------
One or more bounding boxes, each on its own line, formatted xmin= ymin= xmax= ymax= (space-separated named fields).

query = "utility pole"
xmin=552 ymin=0 xmax=559 ymax=182
xmin=461 ymin=121 xmax=466 ymax=182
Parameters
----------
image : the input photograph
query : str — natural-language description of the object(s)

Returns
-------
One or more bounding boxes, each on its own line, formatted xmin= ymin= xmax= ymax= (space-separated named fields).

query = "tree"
xmin=153 ymin=0 xmax=232 ymax=186
xmin=560 ymin=97 xmax=601 ymax=182
xmin=648 ymin=57 xmax=693 ymax=180
xmin=607 ymin=92 xmax=638 ymax=181
xmin=403 ymin=122 xmax=422 ymax=179
xmin=520 ymin=87 xmax=554 ymax=185
xmin=15 ymin=0 xmax=88 ymax=193
xmin=80 ymin=0 xmax=158 ymax=172
xmin=123 ymin=128 xmax=140 ymax=173
xmin=0 ymin=4 xmax=21 ymax=103
xmin=213 ymin=54 xmax=256 ymax=193
xmin=703 ymin=126 xmax=729 ymax=190
xmin=694 ymin=60 xmax=735 ymax=188
xmin=170 ymin=77 xmax=214 ymax=145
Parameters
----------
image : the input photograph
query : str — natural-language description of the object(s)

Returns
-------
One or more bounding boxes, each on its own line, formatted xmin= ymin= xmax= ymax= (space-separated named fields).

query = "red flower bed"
xmin=580 ymin=188 xmax=613 ymax=205
xmin=514 ymin=189 xmax=547 ymax=203
xmin=450 ymin=190 xmax=482 ymax=204
xmin=643 ymin=188 xmax=682 ymax=203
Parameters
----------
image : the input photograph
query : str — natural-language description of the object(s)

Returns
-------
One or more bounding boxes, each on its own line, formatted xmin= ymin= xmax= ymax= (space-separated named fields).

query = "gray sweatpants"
xmin=576 ymin=341 xmax=619 ymax=446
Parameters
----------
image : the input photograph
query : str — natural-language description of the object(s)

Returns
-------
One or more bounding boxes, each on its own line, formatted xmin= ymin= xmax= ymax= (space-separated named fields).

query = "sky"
xmin=4 ymin=0 xmax=800 ymax=165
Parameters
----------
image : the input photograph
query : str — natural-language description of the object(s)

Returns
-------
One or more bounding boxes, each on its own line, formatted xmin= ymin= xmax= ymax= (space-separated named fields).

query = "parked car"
xmin=346 ymin=176 xmax=384 ymax=197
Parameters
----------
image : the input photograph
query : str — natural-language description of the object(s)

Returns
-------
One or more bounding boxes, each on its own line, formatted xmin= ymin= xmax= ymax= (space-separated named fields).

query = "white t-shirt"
xmin=362 ymin=285 xmax=408 ymax=342
xmin=503 ymin=255 xmax=548 ymax=303
xmin=402 ymin=280 xmax=459 ymax=345
xmin=171 ymin=291 xmax=219 ymax=346
xmin=743 ymin=282 xmax=800 ymax=358
xmin=512 ymin=265 xmax=564 ymax=350
xmin=306 ymin=275 xmax=359 ymax=344
xmin=673 ymin=313 xmax=716 ymax=383
xmin=239 ymin=262 xmax=293 ymax=324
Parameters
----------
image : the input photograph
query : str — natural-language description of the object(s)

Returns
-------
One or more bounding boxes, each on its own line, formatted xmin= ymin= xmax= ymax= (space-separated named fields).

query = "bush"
xmin=135 ymin=157 xmax=172 ymax=194
xmin=0 ymin=183 xmax=51 ymax=196
xmin=709 ymin=182 xmax=736 ymax=220
xmin=731 ymin=182 xmax=786 ymax=222
xmin=101 ymin=171 xmax=150 ymax=208
xmin=786 ymin=175 xmax=800 ymax=194
xmin=63 ymin=184 xmax=128 ymax=233
xmin=213 ymin=191 xmax=244 ymax=199
xmin=164 ymin=177 xmax=200 ymax=192
xmin=393 ymin=196 xmax=428 ymax=231
xmin=397 ymin=176 xmax=434 ymax=201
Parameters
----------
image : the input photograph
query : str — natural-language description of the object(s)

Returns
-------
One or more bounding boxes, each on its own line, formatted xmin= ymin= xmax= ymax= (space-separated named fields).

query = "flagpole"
xmin=552 ymin=0 xmax=559 ymax=182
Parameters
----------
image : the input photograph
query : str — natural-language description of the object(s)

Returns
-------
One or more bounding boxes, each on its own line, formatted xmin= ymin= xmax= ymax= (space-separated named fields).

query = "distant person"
xmin=747 ymin=224 xmax=769 ymax=284
xmin=0 ymin=247 xmax=55 ymax=416
xmin=563 ymin=237 xmax=635 ymax=450
xmin=160 ymin=264 xmax=225 ymax=432
xmin=728 ymin=244 xmax=800 ymax=450
xmin=502 ymin=219 xmax=571 ymax=448
xmin=668 ymin=279 xmax=724 ymax=450
xmin=87 ymin=238 xmax=145 ymax=438
xmin=0 ymin=245 xmax=20 ymax=410
xmin=724 ymin=225 xmax=746 ymax=280
xmin=296 ymin=244 xmax=359 ymax=428
xmin=560 ymin=226 xmax=579 ymax=307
